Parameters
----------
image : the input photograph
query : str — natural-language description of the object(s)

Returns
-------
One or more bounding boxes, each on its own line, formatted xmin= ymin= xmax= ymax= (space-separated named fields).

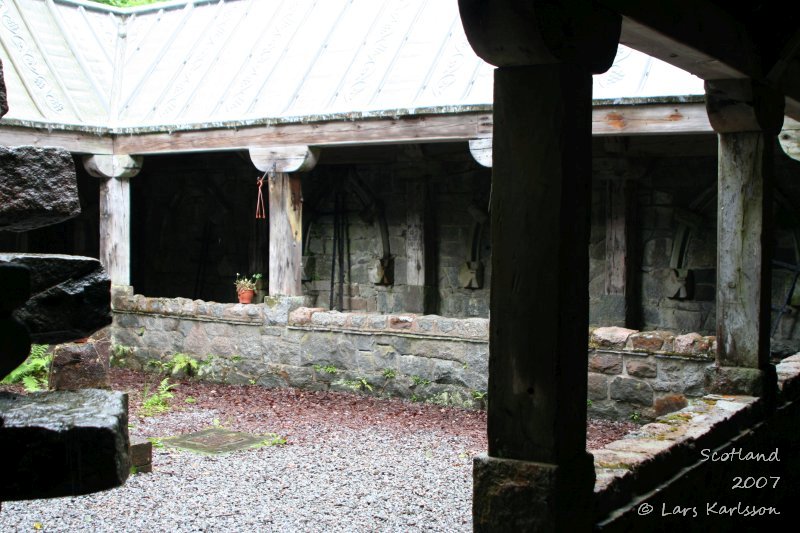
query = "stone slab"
xmin=0 ymin=389 xmax=129 ymax=501
xmin=163 ymin=428 xmax=270 ymax=454
xmin=0 ymin=254 xmax=112 ymax=344
xmin=0 ymin=146 xmax=80 ymax=232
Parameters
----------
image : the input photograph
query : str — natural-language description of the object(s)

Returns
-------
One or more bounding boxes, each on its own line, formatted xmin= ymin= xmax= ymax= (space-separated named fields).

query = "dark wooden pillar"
xmin=706 ymin=79 xmax=783 ymax=396
xmin=459 ymin=1 xmax=621 ymax=530
xmin=603 ymin=177 xmax=637 ymax=327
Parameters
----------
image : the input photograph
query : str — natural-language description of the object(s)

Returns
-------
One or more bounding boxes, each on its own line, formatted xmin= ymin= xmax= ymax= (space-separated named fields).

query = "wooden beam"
xmin=591 ymin=101 xmax=712 ymax=135
xmin=1 ymin=103 xmax=716 ymax=159
xmin=0 ymin=125 xmax=113 ymax=154
xmin=114 ymin=113 xmax=494 ymax=155
xmin=268 ymin=172 xmax=303 ymax=297
xmin=603 ymin=179 xmax=637 ymax=327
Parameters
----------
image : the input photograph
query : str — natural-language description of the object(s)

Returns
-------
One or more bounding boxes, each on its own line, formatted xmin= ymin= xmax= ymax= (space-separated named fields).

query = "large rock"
xmin=0 ymin=146 xmax=80 ymax=232
xmin=0 ymin=263 xmax=32 ymax=379
xmin=0 ymin=389 xmax=130 ymax=500
xmin=50 ymin=341 xmax=111 ymax=390
xmin=0 ymin=254 xmax=111 ymax=344
xmin=0 ymin=58 xmax=8 ymax=118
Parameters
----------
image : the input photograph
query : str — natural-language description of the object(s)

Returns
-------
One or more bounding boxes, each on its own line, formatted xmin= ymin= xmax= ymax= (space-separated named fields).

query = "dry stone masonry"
xmin=110 ymin=293 xmax=728 ymax=419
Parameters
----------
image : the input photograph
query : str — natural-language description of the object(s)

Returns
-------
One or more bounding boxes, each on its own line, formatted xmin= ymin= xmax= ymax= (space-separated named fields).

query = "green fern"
xmin=2 ymin=344 xmax=51 ymax=391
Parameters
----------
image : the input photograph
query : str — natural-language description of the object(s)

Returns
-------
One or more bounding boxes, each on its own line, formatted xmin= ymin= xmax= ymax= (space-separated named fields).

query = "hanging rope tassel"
xmin=255 ymin=172 xmax=267 ymax=219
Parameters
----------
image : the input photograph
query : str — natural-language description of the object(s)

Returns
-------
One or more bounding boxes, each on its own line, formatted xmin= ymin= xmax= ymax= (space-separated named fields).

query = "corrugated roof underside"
xmin=1 ymin=0 xmax=703 ymax=130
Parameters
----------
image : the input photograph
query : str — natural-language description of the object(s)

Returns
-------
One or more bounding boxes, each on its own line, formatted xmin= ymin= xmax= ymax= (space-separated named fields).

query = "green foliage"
xmin=141 ymin=378 xmax=176 ymax=416
xmin=110 ymin=343 xmax=133 ymax=366
xmin=234 ymin=272 xmax=262 ymax=292
xmin=629 ymin=411 xmax=642 ymax=423
xmin=168 ymin=353 xmax=201 ymax=376
xmin=148 ymin=352 xmax=206 ymax=378
xmin=410 ymin=375 xmax=430 ymax=387
xmin=148 ymin=437 xmax=165 ymax=449
xmin=336 ymin=377 xmax=373 ymax=392
xmin=382 ymin=368 xmax=396 ymax=379
xmin=586 ymin=399 xmax=593 ymax=408
xmin=184 ymin=396 xmax=197 ymax=404
xmin=410 ymin=393 xmax=422 ymax=402
xmin=313 ymin=364 xmax=339 ymax=375
xmin=2 ymin=344 xmax=51 ymax=392
xmin=471 ymin=390 xmax=487 ymax=401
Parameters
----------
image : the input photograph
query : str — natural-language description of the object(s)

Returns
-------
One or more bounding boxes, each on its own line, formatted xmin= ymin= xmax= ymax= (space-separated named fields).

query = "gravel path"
xmin=0 ymin=370 xmax=636 ymax=532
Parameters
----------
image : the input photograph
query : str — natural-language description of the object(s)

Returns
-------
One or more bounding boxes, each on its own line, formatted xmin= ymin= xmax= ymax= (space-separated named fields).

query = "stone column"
xmin=458 ymin=1 xmax=621 ymax=530
xmin=705 ymin=80 xmax=783 ymax=396
xmin=83 ymin=154 xmax=143 ymax=287
xmin=249 ymin=146 xmax=318 ymax=297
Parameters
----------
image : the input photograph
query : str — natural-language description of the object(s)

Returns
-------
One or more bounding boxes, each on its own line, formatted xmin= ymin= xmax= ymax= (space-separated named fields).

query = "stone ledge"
xmin=592 ymin=393 xmax=760 ymax=517
xmin=112 ymin=293 xmax=308 ymax=326
xmin=590 ymin=326 xmax=716 ymax=358
xmin=288 ymin=307 xmax=490 ymax=341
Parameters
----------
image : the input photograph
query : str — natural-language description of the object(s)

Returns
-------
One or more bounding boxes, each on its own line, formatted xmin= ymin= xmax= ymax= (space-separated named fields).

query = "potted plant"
xmin=234 ymin=273 xmax=262 ymax=304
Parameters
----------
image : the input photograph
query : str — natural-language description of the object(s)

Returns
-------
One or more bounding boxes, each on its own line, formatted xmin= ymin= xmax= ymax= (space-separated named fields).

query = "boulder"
xmin=0 ymin=59 xmax=8 ymax=118
xmin=0 ymin=389 xmax=130 ymax=501
xmin=50 ymin=341 xmax=111 ymax=390
xmin=0 ymin=254 xmax=111 ymax=344
xmin=0 ymin=146 xmax=80 ymax=232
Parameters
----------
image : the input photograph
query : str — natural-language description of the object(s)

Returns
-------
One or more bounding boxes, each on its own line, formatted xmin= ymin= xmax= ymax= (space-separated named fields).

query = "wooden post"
xmin=706 ymin=79 xmax=783 ymax=396
xmin=405 ymin=180 xmax=429 ymax=313
xmin=249 ymin=145 xmax=318 ymax=297
xmin=459 ymin=1 xmax=620 ymax=529
xmin=83 ymin=154 xmax=143 ymax=287
xmin=603 ymin=178 xmax=637 ymax=327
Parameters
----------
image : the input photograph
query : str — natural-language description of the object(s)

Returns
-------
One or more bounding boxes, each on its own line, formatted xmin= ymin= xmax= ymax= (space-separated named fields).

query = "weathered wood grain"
xmin=268 ymin=172 xmax=303 ymax=297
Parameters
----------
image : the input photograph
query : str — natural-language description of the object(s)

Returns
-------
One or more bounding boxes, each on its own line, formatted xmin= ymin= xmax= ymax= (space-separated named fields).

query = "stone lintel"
xmin=83 ymin=154 xmax=143 ymax=180
xmin=705 ymin=79 xmax=785 ymax=134
xmin=249 ymin=145 xmax=319 ymax=173
xmin=473 ymin=453 xmax=595 ymax=532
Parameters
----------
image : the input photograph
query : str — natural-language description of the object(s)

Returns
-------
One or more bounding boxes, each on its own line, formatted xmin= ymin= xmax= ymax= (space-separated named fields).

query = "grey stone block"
xmin=0 ymin=254 xmax=111 ymax=344
xmin=50 ymin=342 xmax=111 ymax=390
xmin=609 ymin=376 xmax=654 ymax=406
xmin=0 ymin=146 xmax=80 ymax=232
xmin=0 ymin=59 xmax=7 ymax=118
xmin=0 ymin=389 xmax=129 ymax=500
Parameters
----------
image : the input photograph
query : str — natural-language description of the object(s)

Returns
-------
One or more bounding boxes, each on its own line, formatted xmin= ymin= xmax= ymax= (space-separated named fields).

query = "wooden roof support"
xmin=82 ymin=154 xmax=143 ymax=287
xmin=460 ymin=0 xmax=621 ymax=530
xmin=248 ymin=146 xmax=318 ymax=298
xmin=705 ymin=79 xmax=782 ymax=397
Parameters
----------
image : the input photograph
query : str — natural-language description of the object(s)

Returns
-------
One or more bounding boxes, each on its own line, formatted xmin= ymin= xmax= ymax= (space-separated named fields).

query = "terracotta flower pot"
xmin=237 ymin=289 xmax=255 ymax=304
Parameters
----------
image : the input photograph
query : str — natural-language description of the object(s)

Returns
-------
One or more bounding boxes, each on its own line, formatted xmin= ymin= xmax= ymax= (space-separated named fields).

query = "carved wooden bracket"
xmin=468 ymin=138 xmax=492 ymax=168
xmin=249 ymin=145 xmax=319 ymax=173
xmin=82 ymin=154 xmax=143 ymax=179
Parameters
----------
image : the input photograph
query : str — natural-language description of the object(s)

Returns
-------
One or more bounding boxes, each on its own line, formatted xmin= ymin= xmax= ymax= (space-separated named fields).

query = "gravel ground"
xmin=0 ymin=369 xmax=636 ymax=532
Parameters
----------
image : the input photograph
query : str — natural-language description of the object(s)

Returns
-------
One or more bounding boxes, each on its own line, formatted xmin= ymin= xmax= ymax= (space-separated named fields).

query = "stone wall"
xmin=588 ymin=326 xmax=715 ymax=421
xmin=109 ymin=290 xmax=490 ymax=409
xmin=110 ymin=292 xmax=731 ymax=419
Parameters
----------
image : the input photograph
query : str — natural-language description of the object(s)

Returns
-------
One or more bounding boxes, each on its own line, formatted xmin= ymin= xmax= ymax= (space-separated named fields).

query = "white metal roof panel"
xmin=0 ymin=0 xmax=705 ymax=132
